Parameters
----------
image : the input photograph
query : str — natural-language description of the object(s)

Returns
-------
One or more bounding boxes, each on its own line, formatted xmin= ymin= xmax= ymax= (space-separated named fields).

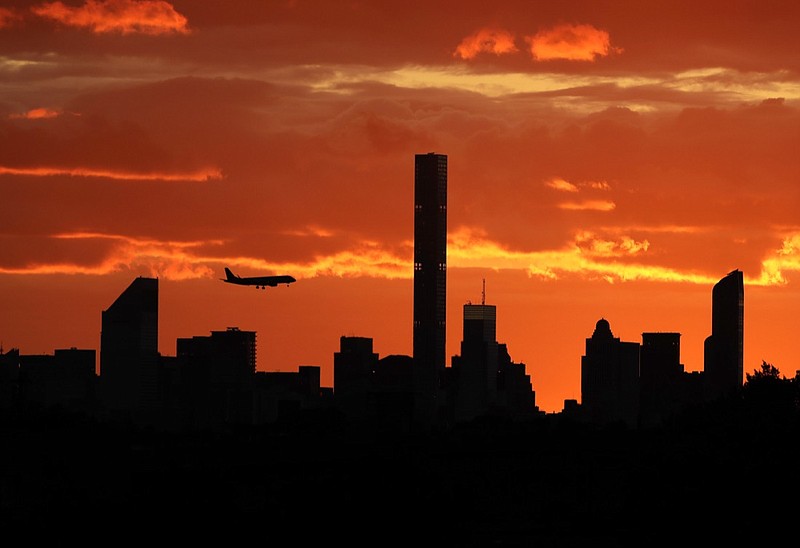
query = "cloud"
xmin=447 ymin=226 xmax=711 ymax=284
xmin=0 ymin=165 xmax=222 ymax=181
xmin=588 ymin=180 xmax=611 ymax=190
xmin=544 ymin=176 xmax=617 ymax=213
xmin=573 ymin=231 xmax=649 ymax=257
xmin=0 ymin=232 xmax=218 ymax=280
xmin=454 ymin=28 xmax=518 ymax=60
xmin=9 ymin=108 xmax=60 ymax=120
xmin=558 ymin=200 xmax=616 ymax=211
xmin=281 ymin=226 xmax=335 ymax=238
xmin=297 ymin=242 xmax=410 ymax=280
xmin=0 ymin=231 xmax=412 ymax=282
xmin=31 ymin=0 xmax=189 ymax=35
xmin=452 ymin=24 xmax=621 ymax=63
xmin=754 ymin=232 xmax=800 ymax=286
xmin=546 ymin=177 xmax=612 ymax=196
xmin=526 ymin=23 xmax=621 ymax=61
xmin=5 ymin=226 xmax=797 ymax=290
xmin=545 ymin=177 xmax=579 ymax=192
xmin=448 ymin=227 xmax=800 ymax=288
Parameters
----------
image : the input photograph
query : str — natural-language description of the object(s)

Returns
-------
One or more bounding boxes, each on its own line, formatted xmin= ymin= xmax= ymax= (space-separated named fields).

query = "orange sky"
xmin=1 ymin=0 xmax=798 ymax=413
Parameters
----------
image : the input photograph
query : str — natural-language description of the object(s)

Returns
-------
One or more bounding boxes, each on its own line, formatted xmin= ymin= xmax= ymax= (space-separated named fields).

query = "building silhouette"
xmin=163 ymin=326 xmax=330 ymax=430
xmin=639 ymin=332 xmax=686 ymax=427
xmin=580 ymin=318 xmax=640 ymax=427
xmin=704 ymin=269 xmax=744 ymax=399
xmin=0 ymin=347 xmax=19 ymax=410
xmin=578 ymin=271 xmax=743 ymax=426
xmin=412 ymin=152 xmax=448 ymax=426
xmin=448 ymin=291 xmax=538 ymax=423
xmin=0 ymin=346 xmax=96 ymax=413
xmin=20 ymin=348 xmax=96 ymax=412
xmin=495 ymin=342 xmax=537 ymax=419
xmin=100 ymin=276 xmax=159 ymax=421
xmin=451 ymin=300 xmax=499 ymax=422
xmin=253 ymin=365 xmax=329 ymax=425
xmin=175 ymin=327 xmax=256 ymax=428
xmin=333 ymin=336 xmax=414 ymax=431
xmin=333 ymin=335 xmax=380 ymax=422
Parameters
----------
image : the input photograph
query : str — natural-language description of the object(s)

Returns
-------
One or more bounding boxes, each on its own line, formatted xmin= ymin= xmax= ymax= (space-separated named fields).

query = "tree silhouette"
xmin=745 ymin=360 xmax=782 ymax=383
xmin=743 ymin=360 xmax=798 ymax=419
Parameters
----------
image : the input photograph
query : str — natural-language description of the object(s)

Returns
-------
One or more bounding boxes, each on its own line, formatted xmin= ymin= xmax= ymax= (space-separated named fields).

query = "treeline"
xmin=1 ymin=361 xmax=798 ymax=546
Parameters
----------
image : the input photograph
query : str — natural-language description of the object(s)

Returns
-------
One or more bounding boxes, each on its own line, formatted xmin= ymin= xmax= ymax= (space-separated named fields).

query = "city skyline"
xmin=2 ymin=1 xmax=799 ymax=413
xmin=1 ymin=267 xmax=743 ymax=420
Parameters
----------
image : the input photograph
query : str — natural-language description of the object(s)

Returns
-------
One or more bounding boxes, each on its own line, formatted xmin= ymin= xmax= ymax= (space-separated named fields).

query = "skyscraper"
xmin=100 ymin=276 xmax=159 ymax=418
xmin=413 ymin=152 xmax=447 ymax=425
xmin=639 ymin=332 xmax=683 ymax=426
xmin=449 ymin=281 xmax=537 ymax=422
xmin=703 ymin=269 xmax=744 ymax=399
xmin=333 ymin=336 xmax=379 ymax=422
xmin=580 ymin=318 xmax=640 ymax=427
xmin=452 ymin=301 xmax=498 ymax=422
xmin=177 ymin=326 xmax=256 ymax=427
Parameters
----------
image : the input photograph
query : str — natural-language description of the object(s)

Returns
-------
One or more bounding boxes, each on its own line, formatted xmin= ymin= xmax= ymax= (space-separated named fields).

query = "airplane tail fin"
xmin=224 ymin=267 xmax=237 ymax=281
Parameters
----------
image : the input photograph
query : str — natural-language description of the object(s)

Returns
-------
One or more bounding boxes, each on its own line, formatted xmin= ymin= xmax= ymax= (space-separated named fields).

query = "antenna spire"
xmin=482 ymin=278 xmax=486 ymax=305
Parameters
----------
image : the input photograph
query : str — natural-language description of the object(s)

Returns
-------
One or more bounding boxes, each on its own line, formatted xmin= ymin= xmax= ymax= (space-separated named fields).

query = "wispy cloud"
xmin=31 ymin=0 xmax=189 ymax=35
xmin=0 ymin=232 xmax=412 ymax=281
xmin=448 ymin=227 xmax=706 ymax=282
xmin=558 ymin=200 xmax=616 ymax=211
xmin=0 ymin=165 xmax=222 ymax=182
xmin=293 ymin=242 xmax=410 ymax=280
xmin=449 ymin=227 xmax=800 ymax=287
xmin=587 ymin=180 xmax=611 ymax=190
xmin=546 ymin=177 xmax=612 ymax=194
xmin=545 ymin=177 xmax=579 ymax=192
xmin=1 ymin=232 xmax=220 ymax=280
xmin=4 ymin=227 xmax=799 ymax=289
xmin=754 ymin=232 xmax=800 ymax=286
xmin=281 ymin=225 xmax=335 ymax=238
xmin=573 ymin=231 xmax=649 ymax=257
xmin=447 ymin=227 xmax=711 ymax=284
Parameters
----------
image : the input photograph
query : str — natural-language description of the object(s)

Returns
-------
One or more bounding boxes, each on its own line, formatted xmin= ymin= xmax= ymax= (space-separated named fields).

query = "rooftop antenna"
xmin=482 ymin=278 xmax=486 ymax=305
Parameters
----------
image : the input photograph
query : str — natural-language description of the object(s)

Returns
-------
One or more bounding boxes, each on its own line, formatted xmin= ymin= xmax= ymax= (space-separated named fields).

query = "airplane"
xmin=221 ymin=267 xmax=296 ymax=289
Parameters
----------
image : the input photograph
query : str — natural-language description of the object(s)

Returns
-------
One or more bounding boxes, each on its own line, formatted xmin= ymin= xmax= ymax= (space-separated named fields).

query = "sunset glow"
xmin=2 ymin=1 xmax=799 ymax=413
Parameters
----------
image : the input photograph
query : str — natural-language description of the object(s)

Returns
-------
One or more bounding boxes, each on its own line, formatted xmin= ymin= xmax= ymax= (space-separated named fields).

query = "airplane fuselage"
xmin=222 ymin=268 xmax=296 ymax=289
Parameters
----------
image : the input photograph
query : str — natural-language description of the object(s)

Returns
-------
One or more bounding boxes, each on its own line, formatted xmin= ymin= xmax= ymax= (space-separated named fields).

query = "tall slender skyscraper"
xmin=413 ymin=152 xmax=447 ymax=425
xmin=703 ymin=269 xmax=744 ymax=399
xmin=100 ymin=276 xmax=159 ymax=418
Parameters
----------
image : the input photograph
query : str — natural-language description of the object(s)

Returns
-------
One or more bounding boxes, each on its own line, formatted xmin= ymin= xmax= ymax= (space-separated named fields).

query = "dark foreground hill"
xmin=2 ymin=396 xmax=798 ymax=547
